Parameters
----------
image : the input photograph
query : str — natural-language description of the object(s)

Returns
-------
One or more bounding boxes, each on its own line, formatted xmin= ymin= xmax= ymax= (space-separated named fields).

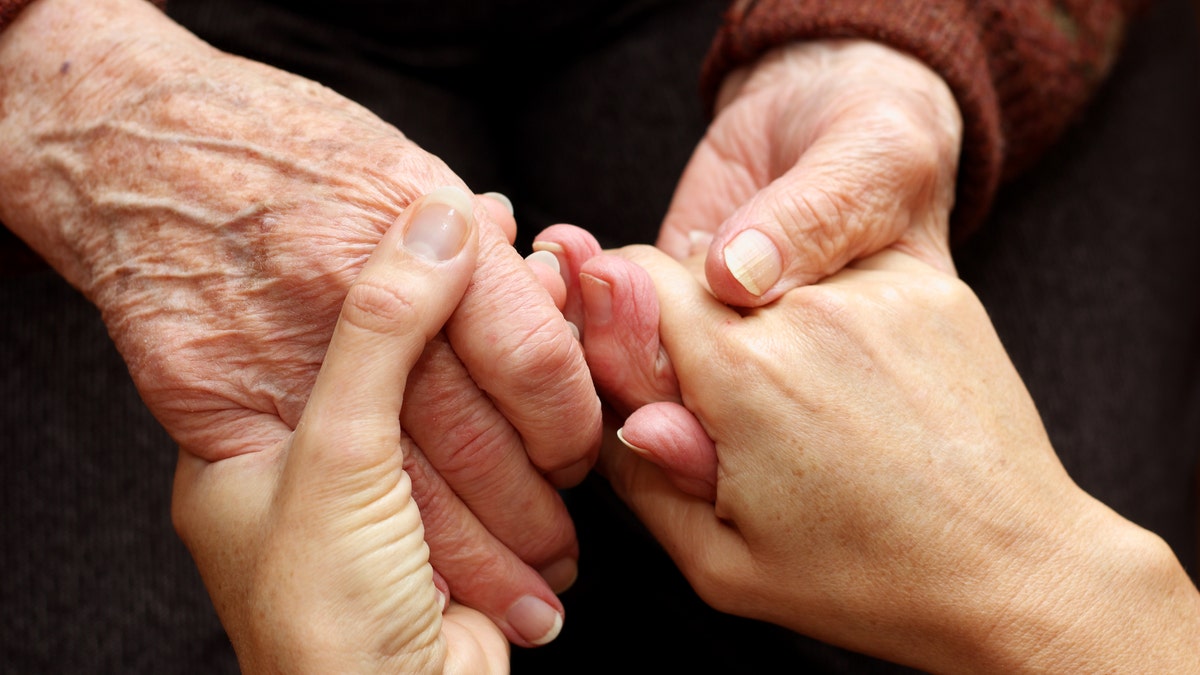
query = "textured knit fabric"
xmin=702 ymin=0 xmax=1150 ymax=236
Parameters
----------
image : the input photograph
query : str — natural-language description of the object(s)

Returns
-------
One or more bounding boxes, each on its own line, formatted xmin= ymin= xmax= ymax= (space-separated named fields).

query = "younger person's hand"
xmin=593 ymin=245 xmax=1200 ymax=673
xmin=172 ymin=190 xmax=517 ymax=673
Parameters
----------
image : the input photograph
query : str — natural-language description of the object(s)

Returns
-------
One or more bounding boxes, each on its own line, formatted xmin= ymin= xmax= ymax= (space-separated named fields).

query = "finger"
xmin=524 ymin=249 xmax=567 ymax=311
xmin=296 ymin=185 xmax=478 ymax=482
xmin=703 ymin=114 xmax=954 ymax=307
xmin=403 ymin=334 xmax=580 ymax=590
xmin=441 ymin=602 xmax=510 ymax=675
xmin=576 ymin=253 xmax=680 ymax=416
xmin=403 ymin=435 xmax=566 ymax=649
xmin=607 ymin=245 xmax=736 ymax=377
xmin=532 ymin=223 xmax=604 ymax=328
xmin=446 ymin=222 xmax=602 ymax=486
xmin=596 ymin=428 xmax=749 ymax=597
xmin=618 ymin=402 xmax=717 ymax=501
xmin=478 ymin=192 xmax=517 ymax=245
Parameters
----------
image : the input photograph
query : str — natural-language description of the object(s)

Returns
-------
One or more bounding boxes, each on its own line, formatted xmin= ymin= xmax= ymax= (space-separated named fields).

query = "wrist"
xmin=957 ymin=497 xmax=1200 ymax=673
xmin=0 ymin=0 xmax=210 ymax=290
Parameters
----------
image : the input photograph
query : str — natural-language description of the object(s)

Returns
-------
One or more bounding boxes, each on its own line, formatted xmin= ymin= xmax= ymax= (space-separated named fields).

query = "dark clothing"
xmin=1 ymin=0 xmax=1198 ymax=672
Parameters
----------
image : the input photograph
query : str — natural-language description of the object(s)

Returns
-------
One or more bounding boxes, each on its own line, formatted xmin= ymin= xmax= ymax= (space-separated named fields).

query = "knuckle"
xmin=913 ymin=273 xmax=976 ymax=315
xmin=339 ymin=277 xmax=421 ymax=336
xmin=496 ymin=314 xmax=595 ymax=409
xmin=686 ymin=548 xmax=750 ymax=615
xmin=773 ymin=188 xmax=858 ymax=277
xmin=862 ymin=97 xmax=953 ymax=192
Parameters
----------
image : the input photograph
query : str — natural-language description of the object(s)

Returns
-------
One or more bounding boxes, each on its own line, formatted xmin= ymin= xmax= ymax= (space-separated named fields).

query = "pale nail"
xmin=616 ymin=427 xmax=651 ymax=457
xmin=723 ymin=229 xmax=782 ymax=296
xmin=482 ymin=191 xmax=514 ymax=215
xmin=579 ymin=273 xmax=613 ymax=326
xmin=687 ymin=229 xmax=714 ymax=256
xmin=525 ymin=249 xmax=561 ymax=274
xmin=538 ymin=558 xmax=579 ymax=594
xmin=566 ymin=320 xmax=580 ymax=341
xmin=507 ymin=595 xmax=563 ymax=646
xmin=532 ymin=240 xmax=565 ymax=254
xmin=403 ymin=186 xmax=473 ymax=261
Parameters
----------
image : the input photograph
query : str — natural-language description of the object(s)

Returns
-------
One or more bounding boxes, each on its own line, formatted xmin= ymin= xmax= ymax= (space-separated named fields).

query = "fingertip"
xmin=621 ymin=402 xmax=717 ymax=500
xmin=706 ymin=227 xmax=783 ymax=306
xmin=505 ymin=595 xmax=564 ymax=647
xmin=525 ymin=250 xmax=567 ymax=310
xmin=544 ymin=457 xmax=592 ymax=489
xmin=478 ymin=191 xmax=517 ymax=245
xmin=398 ymin=185 xmax=478 ymax=263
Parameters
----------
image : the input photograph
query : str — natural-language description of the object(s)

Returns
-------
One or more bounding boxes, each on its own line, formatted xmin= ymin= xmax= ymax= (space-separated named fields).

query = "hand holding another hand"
xmin=173 ymin=189 xmax=509 ymax=674
xmin=0 ymin=0 xmax=599 ymax=646
xmin=663 ymin=39 xmax=962 ymax=306
xmin=582 ymin=244 xmax=1200 ymax=672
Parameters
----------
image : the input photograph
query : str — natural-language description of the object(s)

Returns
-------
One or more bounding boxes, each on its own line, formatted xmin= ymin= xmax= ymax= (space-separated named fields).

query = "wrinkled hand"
xmin=174 ymin=188 xmax=510 ymax=674
xmin=580 ymin=244 xmax=1200 ymax=672
xmin=659 ymin=39 xmax=962 ymax=306
xmin=0 ymin=0 xmax=599 ymax=645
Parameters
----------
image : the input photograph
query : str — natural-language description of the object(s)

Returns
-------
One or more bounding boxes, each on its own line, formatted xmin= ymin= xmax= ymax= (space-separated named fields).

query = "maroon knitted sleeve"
xmin=0 ymin=0 xmax=166 ymax=34
xmin=702 ymin=0 xmax=1150 ymax=237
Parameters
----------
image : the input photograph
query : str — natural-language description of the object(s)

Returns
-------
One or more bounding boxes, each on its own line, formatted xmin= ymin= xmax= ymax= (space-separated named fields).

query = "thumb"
xmin=292 ymin=183 xmax=479 ymax=507
xmin=704 ymin=128 xmax=954 ymax=308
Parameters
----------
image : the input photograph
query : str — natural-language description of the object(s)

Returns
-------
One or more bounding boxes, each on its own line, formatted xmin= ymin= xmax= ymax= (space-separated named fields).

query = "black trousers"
xmin=2 ymin=0 xmax=1197 ymax=672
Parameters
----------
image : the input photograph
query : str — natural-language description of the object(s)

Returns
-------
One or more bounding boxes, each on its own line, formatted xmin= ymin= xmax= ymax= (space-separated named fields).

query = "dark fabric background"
xmin=1 ymin=0 xmax=1197 ymax=672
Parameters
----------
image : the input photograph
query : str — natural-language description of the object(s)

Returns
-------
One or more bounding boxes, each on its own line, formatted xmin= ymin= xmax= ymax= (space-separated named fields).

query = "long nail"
xmin=723 ymin=229 xmax=782 ymax=296
xmin=403 ymin=186 xmax=473 ymax=261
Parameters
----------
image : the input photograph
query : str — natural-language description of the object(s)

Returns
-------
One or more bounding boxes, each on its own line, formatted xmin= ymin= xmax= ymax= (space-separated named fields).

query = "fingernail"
xmin=507 ymin=595 xmax=563 ymax=646
xmin=723 ymin=229 xmax=782 ymax=296
xmin=481 ymin=191 xmax=514 ymax=214
xmin=432 ymin=568 xmax=450 ymax=613
xmin=579 ymin=273 xmax=612 ymax=327
xmin=687 ymin=229 xmax=714 ymax=256
xmin=566 ymin=320 xmax=580 ymax=341
xmin=531 ymin=240 xmax=564 ymax=255
xmin=616 ymin=427 xmax=651 ymax=457
xmin=403 ymin=186 xmax=473 ymax=261
xmin=538 ymin=558 xmax=579 ymax=594
xmin=525 ymin=249 xmax=561 ymax=274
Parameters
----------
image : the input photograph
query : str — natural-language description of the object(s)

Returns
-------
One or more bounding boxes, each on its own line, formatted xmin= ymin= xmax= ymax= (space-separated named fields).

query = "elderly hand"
xmin=582 ymin=244 xmax=1200 ymax=672
xmin=173 ymin=188 xmax=511 ymax=674
xmin=0 ymin=0 xmax=599 ymax=646
xmin=660 ymin=39 xmax=961 ymax=306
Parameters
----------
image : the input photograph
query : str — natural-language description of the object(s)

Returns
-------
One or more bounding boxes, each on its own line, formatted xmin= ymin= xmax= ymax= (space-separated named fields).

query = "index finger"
xmin=445 ymin=223 xmax=602 ymax=485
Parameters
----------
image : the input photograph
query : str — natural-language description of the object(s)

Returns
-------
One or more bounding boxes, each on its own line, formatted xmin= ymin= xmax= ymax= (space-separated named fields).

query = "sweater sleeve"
xmin=701 ymin=0 xmax=1150 ymax=237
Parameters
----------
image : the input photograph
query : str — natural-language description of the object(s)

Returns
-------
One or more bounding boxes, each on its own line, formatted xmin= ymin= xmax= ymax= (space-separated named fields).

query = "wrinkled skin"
xmin=175 ymin=190 xmax=510 ymax=674
xmin=0 ymin=0 xmax=600 ymax=646
xmin=658 ymin=39 xmax=962 ymax=306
